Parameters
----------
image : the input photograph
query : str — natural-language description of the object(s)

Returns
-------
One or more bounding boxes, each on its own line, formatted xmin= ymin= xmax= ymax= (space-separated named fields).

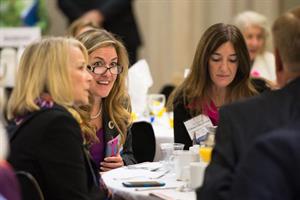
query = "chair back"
xmin=16 ymin=171 xmax=44 ymax=200
xmin=131 ymin=121 xmax=156 ymax=163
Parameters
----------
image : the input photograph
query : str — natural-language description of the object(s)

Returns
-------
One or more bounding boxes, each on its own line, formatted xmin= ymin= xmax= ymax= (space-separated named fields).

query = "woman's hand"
xmin=100 ymin=154 xmax=124 ymax=172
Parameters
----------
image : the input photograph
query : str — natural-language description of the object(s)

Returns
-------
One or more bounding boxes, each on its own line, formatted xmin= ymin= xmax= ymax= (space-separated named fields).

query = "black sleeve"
xmin=121 ymin=128 xmax=137 ymax=165
xmin=197 ymin=107 xmax=240 ymax=200
xmin=39 ymin=114 xmax=92 ymax=200
xmin=96 ymin=0 xmax=132 ymax=20
xmin=173 ymin=99 xmax=192 ymax=150
xmin=57 ymin=0 xmax=85 ymax=22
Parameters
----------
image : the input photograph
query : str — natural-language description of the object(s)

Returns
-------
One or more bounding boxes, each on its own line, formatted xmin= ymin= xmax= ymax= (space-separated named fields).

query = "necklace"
xmin=91 ymin=105 xmax=102 ymax=119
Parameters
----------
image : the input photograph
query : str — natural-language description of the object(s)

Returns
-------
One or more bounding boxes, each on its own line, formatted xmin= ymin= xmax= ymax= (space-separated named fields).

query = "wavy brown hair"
xmin=169 ymin=23 xmax=257 ymax=116
xmin=76 ymin=29 xmax=132 ymax=145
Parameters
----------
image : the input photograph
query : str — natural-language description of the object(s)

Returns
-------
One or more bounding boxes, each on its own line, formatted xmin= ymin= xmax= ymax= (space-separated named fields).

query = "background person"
xmin=234 ymin=11 xmax=276 ymax=83
xmin=57 ymin=0 xmax=142 ymax=65
xmin=169 ymin=23 xmax=257 ymax=150
xmin=67 ymin=18 xmax=100 ymax=37
xmin=7 ymin=37 xmax=108 ymax=199
xmin=76 ymin=29 xmax=136 ymax=172
xmin=197 ymin=6 xmax=300 ymax=200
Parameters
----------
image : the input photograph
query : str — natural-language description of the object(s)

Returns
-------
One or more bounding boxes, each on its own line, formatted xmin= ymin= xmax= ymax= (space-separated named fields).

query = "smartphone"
xmin=122 ymin=181 xmax=166 ymax=187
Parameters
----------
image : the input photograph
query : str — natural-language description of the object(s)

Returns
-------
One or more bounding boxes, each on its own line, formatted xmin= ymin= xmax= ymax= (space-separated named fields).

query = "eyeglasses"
xmin=87 ymin=61 xmax=123 ymax=75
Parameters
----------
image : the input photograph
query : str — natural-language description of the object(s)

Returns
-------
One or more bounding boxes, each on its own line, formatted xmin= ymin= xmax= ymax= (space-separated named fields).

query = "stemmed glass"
xmin=147 ymin=94 xmax=166 ymax=123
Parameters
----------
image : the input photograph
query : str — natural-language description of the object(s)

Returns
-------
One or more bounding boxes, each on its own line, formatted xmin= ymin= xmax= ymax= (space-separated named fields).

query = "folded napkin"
xmin=128 ymin=59 xmax=153 ymax=115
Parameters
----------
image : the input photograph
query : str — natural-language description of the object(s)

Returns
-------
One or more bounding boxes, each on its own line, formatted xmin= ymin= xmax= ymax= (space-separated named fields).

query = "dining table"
xmin=102 ymin=162 xmax=196 ymax=200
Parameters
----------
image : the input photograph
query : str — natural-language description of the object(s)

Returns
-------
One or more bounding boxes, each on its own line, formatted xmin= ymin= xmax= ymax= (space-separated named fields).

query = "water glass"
xmin=160 ymin=143 xmax=184 ymax=170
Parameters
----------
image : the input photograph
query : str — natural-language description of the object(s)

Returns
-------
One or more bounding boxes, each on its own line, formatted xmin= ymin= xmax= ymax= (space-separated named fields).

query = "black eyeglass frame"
xmin=87 ymin=63 xmax=123 ymax=75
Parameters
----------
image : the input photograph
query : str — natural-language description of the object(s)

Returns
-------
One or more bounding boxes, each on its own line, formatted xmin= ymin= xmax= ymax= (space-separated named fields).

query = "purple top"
xmin=89 ymin=128 xmax=105 ymax=168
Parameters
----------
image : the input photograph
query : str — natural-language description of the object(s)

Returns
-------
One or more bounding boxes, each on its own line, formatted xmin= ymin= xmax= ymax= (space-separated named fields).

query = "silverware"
xmin=150 ymin=170 xmax=170 ymax=179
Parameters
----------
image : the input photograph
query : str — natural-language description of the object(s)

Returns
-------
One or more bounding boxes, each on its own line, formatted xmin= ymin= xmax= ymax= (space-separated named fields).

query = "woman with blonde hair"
xmin=76 ymin=29 xmax=136 ymax=172
xmin=170 ymin=23 xmax=258 ymax=150
xmin=7 ymin=37 xmax=108 ymax=199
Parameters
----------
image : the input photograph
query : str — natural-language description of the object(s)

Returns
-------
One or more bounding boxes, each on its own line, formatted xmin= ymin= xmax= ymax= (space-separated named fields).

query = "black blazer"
xmin=8 ymin=105 xmax=106 ymax=200
xmin=102 ymin=112 xmax=136 ymax=165
xmin=231 ymin=121 xmax=300 ymax=200
xmin=197 ymin=77 xmax=300 ymax=200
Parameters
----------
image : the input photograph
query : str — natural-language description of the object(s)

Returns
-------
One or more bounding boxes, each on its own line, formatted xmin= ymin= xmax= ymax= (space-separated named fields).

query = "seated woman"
xmin=76 ymin=29 xmax=136 ymax=172
xmin=234 ymin=11 xmax=276 ymax=84
xmin=7 ymin=37 xmax=108 ymax=199
xmin=169 ymin=23 xmax=258 ymax=150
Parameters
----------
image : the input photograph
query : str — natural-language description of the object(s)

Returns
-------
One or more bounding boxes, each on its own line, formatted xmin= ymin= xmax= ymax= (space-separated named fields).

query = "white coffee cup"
xmin=189 ymin=162 xmax=208 ymax=189
xmin=174 ymin=150 xmax=198 ymax=180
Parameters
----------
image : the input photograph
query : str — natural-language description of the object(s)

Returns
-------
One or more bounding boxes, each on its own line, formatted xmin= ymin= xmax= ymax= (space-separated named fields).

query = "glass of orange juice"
xmin=199 ymin=146 xmax=213 ymax=163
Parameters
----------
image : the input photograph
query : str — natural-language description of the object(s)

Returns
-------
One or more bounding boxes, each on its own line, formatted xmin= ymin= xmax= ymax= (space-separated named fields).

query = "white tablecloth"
xmin=102 ymin=162 xmax=196 ymax=200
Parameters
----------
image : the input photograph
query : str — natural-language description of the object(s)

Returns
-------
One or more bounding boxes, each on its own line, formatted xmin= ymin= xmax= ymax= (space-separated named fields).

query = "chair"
xmin=131 ymin=121 xmax=156 ymax=163
xmin=15 ymin=171 xmax=44 ymax=200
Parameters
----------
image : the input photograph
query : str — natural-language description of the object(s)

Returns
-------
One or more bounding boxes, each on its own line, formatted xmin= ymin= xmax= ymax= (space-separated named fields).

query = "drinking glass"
xmin=147 ymin=94 xmax=166 ymax=119
xmin=160 ymin=143 xmax=184 ymax=171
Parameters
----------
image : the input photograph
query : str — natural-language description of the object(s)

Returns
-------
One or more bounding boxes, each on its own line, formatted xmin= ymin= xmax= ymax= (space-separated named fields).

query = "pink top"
xmin=187 ymin=100 xmax=219 ymax=126
xmin=202 ymin=101 xmax=219 ymax=126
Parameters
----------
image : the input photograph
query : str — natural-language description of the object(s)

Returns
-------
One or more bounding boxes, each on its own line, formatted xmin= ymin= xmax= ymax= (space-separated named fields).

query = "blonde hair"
xmin=67 ymin=18 xmax=100 ymax=37
xmin=169 ymin=23 xmax=257 ymax=116
xmin=272 ymin=6 xmax=300 ymax=72
xmin=234 ymin=11 xmax=269 ymax=53
xmin=6 ymin=37 xmax=97 ymax=141
xmin=76 ymin=29 xmax=132 ymax=145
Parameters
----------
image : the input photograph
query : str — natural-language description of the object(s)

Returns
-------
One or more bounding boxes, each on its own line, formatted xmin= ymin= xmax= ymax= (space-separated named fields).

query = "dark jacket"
xmin=232 ymin=121 xmax=300 ymax=200
xmin=8 ymin=105 xmax=106 ymax=200
xmin=57 ymin=0 xmax=141 ymax=64
xmin=173 ymin=97 xmax=193 ymax=150
xmin=102 ymin=112 xmax=136 ymax=165
xmin=197 ymin=77 xmax=300 ymax=200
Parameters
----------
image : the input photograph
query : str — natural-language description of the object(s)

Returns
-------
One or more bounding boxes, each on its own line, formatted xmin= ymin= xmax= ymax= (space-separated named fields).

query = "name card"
xmin=0 ymin=27 xmax=41 ymax=47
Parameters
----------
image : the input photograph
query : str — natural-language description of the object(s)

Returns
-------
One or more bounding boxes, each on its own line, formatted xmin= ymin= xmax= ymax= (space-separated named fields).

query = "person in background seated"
xmin=67 ymin=18 xmax=100 ymax=37
xmin=169 ymin=23 xmax=258 ymax=150
xmin=197 ymin=6 xmax=300 ymax=200
xmin=231 ymin=122 xmax=300 ymax=200
xmin=234 ymin=11 xmax=276 ymax=84
xmin=76 ymin=29 xmax=136 ymax=172
xmin=7 ymin=37 xmax=108 ymax=199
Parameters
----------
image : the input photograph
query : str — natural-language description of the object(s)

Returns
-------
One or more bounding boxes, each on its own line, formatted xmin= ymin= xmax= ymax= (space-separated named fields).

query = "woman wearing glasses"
xmin=77 ymin=29 xmax=136 ymax=172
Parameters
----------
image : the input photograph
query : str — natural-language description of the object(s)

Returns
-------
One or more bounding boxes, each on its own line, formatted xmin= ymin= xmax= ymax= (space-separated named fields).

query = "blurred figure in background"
xmin=234 ymin=11 xmax=276 ymax=83
xmin=76 ymin=29 xmax=136 ymax=172
xmin=57 ymin=0 xmax=142 ymax=66
xmin=169 ymin=23 xmax=257 ymax=150
xmin=198 ymin=6 xmax=300 ymax=200
xmin=7 ymin=37 xmax=108 ymax=199
xmin=67 ymin=18 xmax=100 ymax=37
